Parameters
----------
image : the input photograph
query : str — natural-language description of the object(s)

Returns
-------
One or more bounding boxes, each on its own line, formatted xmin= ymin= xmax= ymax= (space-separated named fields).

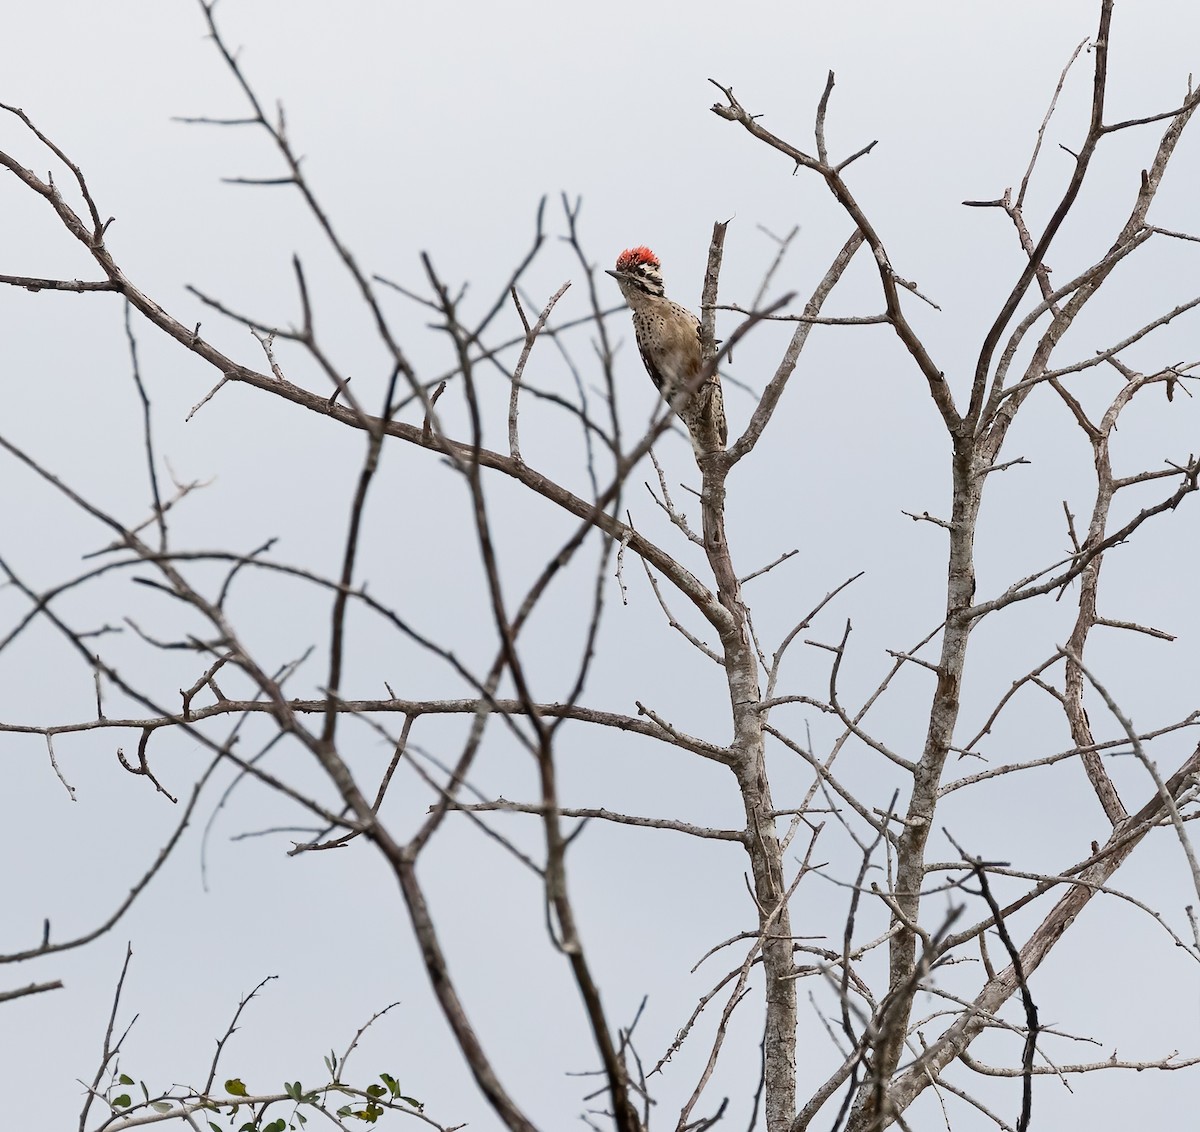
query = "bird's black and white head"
xmin=606 ymin=246 xmax=665 ymax=302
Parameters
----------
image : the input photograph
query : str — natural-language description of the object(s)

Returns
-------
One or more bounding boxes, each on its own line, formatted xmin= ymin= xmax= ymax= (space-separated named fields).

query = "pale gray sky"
xmin=2 ymin=3 xmax=1199 ymax=1130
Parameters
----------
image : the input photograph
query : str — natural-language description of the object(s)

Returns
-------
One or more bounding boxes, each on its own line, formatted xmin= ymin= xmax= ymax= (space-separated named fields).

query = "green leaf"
xmin=379 ymin=1073 xmax=399 ymax=1098
xmin=225 ymin=1078 xmax=249 ymax=1097
xmin=324 ymin=1051 xmax=336 ymax=1076
xmin=265 ymin=1119 xmax=286 ymax=1132
xmin=118 ymin=1074 xmax=134 ymax=1086
xmin=296 ymin=1113 xmax=307 ymax=1126
xmin=400 ymin=1095 xmax=423 ymax=1110
xmin=112 ymin=1095 xmax=131 ymax=1109
xmin=152 ymin=1101 xmax=173 ymax=1114
xmin=365 ymin=1083 xmax=386 ymax=1099
xmin=209 ymin=1124 xmax=223 ymax=1132
xmin=336 ymin=1106 xmax=352 ymax=1118
xmin=284 ymin=1081 xmax=302 ymax=1101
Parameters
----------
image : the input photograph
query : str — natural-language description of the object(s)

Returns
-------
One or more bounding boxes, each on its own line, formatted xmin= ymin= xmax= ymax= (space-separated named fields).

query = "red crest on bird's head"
xmin=615 ymin=246 xmax=660 ymax=272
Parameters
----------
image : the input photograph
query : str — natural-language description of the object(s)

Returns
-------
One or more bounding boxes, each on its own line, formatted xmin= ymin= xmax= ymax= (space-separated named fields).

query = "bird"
xmin=606 ymin=246 xmax=728 ymax=456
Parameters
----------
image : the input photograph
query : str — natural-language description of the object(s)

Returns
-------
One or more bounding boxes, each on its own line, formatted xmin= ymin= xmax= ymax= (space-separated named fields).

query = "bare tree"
xmin=2 ymin=2 xmax=1199 ymax=1130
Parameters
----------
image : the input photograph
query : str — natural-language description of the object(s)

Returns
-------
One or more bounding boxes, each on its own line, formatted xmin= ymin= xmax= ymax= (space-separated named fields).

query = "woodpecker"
xmin=606 ymin=246 xmax=728 ymax=456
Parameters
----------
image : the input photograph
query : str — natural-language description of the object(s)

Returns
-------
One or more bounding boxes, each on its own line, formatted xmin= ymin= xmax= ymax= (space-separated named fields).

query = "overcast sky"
xmin=2 ymin=3 xmax=1199 ymax=1130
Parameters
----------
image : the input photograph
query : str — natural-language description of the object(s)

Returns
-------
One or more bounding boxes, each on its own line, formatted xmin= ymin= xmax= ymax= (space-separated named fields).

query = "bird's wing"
xmin=637 ymin=338 xmax=668 ymax=396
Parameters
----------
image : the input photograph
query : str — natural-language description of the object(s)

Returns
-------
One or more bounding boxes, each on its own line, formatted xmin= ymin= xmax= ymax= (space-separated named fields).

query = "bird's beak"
xmin=604 ymin=269 xmax=619 ymax=280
